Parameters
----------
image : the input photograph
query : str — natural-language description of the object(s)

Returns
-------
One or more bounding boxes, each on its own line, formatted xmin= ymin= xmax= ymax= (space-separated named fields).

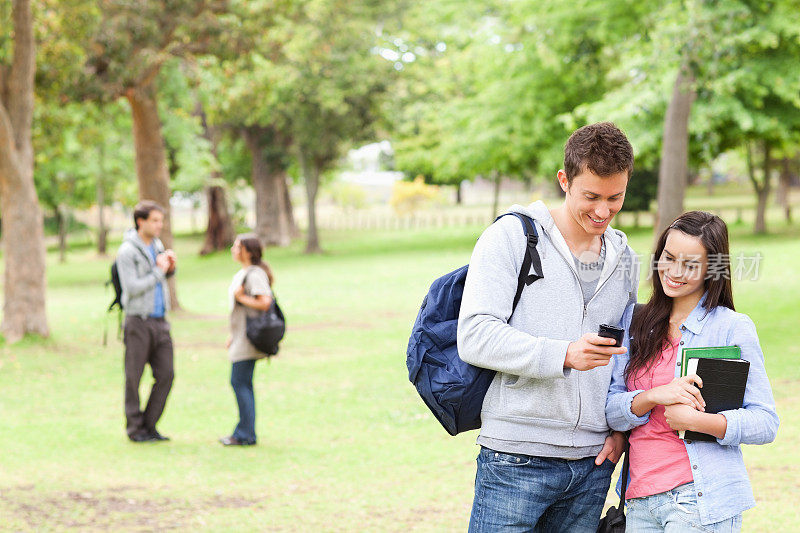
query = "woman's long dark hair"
xmin=626 ymin=211 xmax=735 ymax=383
xmin=238 ymin=233 xmax=274 ymax=286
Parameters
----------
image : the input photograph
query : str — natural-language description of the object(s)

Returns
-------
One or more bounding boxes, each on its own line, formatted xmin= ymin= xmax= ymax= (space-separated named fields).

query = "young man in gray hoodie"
xmin=458 ymin=122 xmax=639 ymax=532
xmin=117 ymin=201 xmax=177 ymax=442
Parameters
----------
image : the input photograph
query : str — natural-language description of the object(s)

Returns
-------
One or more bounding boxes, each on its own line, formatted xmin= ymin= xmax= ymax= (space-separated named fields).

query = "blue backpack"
xmin=406 ymin=213 xmax=544 ymax=435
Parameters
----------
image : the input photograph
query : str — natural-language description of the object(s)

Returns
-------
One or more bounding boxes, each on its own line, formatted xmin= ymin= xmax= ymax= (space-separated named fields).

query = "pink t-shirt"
xmin=625 ymin=337 xmax=694 ymax=499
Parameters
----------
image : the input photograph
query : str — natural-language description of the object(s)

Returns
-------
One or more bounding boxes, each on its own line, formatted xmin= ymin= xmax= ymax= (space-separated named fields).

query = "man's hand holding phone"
xmin=564 ymin=333 xmax=627 ymax=371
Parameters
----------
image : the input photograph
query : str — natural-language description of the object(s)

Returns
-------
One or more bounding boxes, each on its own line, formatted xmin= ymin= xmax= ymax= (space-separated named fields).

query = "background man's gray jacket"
xmin=116 ymin=228 xmax=170 ymax=318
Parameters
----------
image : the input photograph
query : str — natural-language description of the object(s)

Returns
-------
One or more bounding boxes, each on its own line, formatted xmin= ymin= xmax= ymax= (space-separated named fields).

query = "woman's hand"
xmin=225 ymin=335 xmax=232 ymax=349
xmin=234 ymin=286 xmax=271 ymax=311
xmin=233 ymin=285 xmax=246 ymax=303
xmin=631 ymin=374 xmax=705 ymax=416
xmin=665 ymin=404 xmax=728 ymax=439
xmin=647 ymin=375 xmax=705 ymax=410
xmin=664 ymin=404 xmax=701 ymax=431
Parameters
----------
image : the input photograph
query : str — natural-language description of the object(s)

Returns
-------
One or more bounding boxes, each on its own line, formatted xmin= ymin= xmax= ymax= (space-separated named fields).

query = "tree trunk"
xmin=0 ymin=0 xmax=49 ymax=341
xmin=200 ymin=185 xmax=234 ymax=255
xmin=125 ymin=84 xmax=179 ymax=309
xmin=777 ymin=157 xmax=792 ymax=223
xmin=456 ymin=180 xmax=463 ymax=204
xmin=491 ymin=171 xmax=501 ymax=219
xmin=190 ymin=202 xmax=197 ymax=233
xmin=96 ymin=144 xmax=108 ymax=255
xmin=655 ymin=64 xmax=696 ymax=238
xmin=242 ymin=126 xmax=292 ymax=247
xmin=298 ymin=147 xmax=322 ymax=254
xmin=57 ymin=205 xmax=68 ymax=263
xmin=281 ymin=173 xmax=301 ymax=239
xmin=197 ymin=105 xmax=234 ymax=255
xmin=752 ymin=141 xmax=772 ymax=235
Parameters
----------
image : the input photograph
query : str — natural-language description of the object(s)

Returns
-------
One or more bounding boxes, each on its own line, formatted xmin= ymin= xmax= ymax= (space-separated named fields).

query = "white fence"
xmin=302 ymin=207 xmax=750 ymax=232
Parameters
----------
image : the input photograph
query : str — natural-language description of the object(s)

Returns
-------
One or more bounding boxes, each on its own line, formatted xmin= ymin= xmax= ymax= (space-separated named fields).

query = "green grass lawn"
xmin=1 ymin=210 xmax=798 ymax=531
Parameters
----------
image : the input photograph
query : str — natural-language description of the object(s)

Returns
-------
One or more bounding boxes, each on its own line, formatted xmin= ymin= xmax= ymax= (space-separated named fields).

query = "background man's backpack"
xmin=108 ymin=261 xmax=124 ymax=312
xmin=103 ymin=260 xmax=124 ymax=346
xmin=406 ymin=213 xmax=543 ymax=435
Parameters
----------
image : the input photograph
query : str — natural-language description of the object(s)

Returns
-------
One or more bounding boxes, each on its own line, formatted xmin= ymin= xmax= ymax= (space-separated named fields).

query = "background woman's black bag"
xmin=241 ymin=270 xmax=285 ymax=356
xmin=245 ymin=299 xmax=285 ymax=355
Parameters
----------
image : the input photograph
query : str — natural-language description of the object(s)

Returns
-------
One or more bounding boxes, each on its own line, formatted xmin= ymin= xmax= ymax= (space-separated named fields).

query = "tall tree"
xmin=197 ymin=6 xmax=300 ymax=249
xmin=240 ymin=125 xmax=294 ymax=247
xmin=155 ymin=59 xmax=232 ymax=253
xmin=197 ymin=104 xmax=234 ymax=254
xmin=394 ymin=0 xmax=648 ymax=216
xmin=695 ymin=0 xmax=800 ymax=234
xmin=655 ymin=62 xmax=696 ymax=233
xmin=0 ymin=0 xmax=49 ymax=341
xmin=209 ymin=0 xmax=394 ymax=253
xmin=576 ymin=0 xmax=800 ymax=236
xmin=84 ymin=0 xmax=229 ymax=307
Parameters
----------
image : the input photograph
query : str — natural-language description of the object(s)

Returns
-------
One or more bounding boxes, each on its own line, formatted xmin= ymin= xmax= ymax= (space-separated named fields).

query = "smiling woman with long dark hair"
xmin=606 ymin=211 xmax=778 ymax=531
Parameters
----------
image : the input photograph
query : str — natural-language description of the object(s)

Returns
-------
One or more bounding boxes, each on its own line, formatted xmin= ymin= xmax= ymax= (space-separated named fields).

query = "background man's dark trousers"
xmin=124 ymin=316 xmax=174 ymax=439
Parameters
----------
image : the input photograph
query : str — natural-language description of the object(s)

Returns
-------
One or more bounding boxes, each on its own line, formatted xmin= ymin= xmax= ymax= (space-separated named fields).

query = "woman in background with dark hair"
xmin=606 ymin=211 xmax=778 ymax=531
xmin=220 ymin=234 xmax=275 ymax=446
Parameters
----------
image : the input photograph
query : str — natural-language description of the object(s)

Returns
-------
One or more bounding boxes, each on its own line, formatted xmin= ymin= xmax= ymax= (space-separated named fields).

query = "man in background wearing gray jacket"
xmin=117 ymin=200 xmax=176 ymax=443
xmin=458 ymin=122 xmax=639 ymax=531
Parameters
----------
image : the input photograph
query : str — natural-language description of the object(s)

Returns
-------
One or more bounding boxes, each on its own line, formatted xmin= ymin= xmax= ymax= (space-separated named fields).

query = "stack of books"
xmin=678 ymin=346 xmax=749 ymax=442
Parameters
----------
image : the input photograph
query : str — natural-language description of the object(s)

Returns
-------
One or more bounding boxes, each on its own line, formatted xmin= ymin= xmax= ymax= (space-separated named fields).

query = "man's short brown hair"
xmin=564 ymin=122 xmax=634 ymax=185
xmin=133 ymin=200 xmax=164 ymax=230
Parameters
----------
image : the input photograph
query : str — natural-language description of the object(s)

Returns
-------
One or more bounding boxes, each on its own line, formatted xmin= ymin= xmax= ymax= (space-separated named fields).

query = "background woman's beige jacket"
xmin=228 ymin=265 xmax=272 ymax=362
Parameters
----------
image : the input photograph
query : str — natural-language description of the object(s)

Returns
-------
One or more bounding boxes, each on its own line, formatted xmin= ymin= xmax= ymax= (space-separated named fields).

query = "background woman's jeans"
xmin=230 ymin=360 xmax=257 ymax=444
xmin=626 ymin=482 xmax=742 ymax=532
xmin=468 ymin=447 xmax=615 ymax=532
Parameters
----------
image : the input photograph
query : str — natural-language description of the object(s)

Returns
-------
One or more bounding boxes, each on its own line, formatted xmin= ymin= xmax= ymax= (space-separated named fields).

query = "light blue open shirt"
xmin=606 ymin=294 xmax=779 ymax=525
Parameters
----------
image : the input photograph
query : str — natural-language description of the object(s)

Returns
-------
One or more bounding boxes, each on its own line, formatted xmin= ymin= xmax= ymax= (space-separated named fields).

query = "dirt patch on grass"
xmin=0 ymin=485 xmax=257 ymax=531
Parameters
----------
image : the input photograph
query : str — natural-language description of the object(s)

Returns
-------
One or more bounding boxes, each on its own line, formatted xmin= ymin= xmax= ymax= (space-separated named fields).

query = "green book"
xmin=680 ymin=345 xmax=741 ymax=377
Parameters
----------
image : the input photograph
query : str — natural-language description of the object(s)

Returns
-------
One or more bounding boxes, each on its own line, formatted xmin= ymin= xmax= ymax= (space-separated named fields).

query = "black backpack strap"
xmin=616 ymin=303 xmax=645 ymax=508
xmin=238 ymin=267 xmax=264 ymax=303
xmin=618 ymin=434 xmax=631 ymax=507
xmin=494 ymin=213 xmax=544 ymax=312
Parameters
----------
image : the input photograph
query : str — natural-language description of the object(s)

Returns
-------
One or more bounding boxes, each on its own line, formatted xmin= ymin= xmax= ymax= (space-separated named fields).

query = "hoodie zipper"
xmin=558 ymin=240 xmax=626 ymax=438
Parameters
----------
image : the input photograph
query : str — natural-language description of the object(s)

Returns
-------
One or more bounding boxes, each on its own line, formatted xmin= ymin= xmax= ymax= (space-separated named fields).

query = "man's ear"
xmin=556 ymin=170 xmax=570 ymax=193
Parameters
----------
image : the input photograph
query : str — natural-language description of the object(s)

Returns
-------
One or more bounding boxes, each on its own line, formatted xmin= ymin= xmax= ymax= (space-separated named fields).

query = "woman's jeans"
xmin=230 ymin=360 xmax=257 ymax=444
xmin=626 ymin=482 xmax=742 ymax=532
xmin=468 ymin=447 xmax=615 ymax=532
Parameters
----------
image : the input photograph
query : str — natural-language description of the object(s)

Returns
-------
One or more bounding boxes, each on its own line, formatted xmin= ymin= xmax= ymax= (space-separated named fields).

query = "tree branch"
xmin=133 ymin=0 xmax=215 ymax=89
xmin=746 ymin=140 xmax=762 ymax=194
xmin=0 ymin=64 xmax=8 ymax=106
xmin=0 ymin=100 xmax=22 ymax=189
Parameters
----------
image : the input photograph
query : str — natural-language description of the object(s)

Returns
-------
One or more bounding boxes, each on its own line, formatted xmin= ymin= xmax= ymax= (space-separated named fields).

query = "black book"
xmin=679 ymin=357 xmax=750 ymax=442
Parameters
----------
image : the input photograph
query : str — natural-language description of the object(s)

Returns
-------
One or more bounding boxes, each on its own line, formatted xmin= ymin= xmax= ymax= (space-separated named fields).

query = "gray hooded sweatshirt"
xmin=457 ymin=201 xmax=638 ymax=457
xmin=117 ymin=228 xmax=170 ymax=318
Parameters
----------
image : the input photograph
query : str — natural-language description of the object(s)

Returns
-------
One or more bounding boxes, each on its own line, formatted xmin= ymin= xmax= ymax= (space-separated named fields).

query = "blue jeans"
xmin=230 ymin=360 xmax=257 ymax=444
xmin=627 ymin=482 xmax=742 ymax=532
xmin=469 ymin=447 xmax=615 ymax=532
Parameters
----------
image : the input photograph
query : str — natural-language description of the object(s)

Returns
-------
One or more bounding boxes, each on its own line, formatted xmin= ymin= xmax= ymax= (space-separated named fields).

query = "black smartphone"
xmin=598 ymin=324 xmax=624 ymax=347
